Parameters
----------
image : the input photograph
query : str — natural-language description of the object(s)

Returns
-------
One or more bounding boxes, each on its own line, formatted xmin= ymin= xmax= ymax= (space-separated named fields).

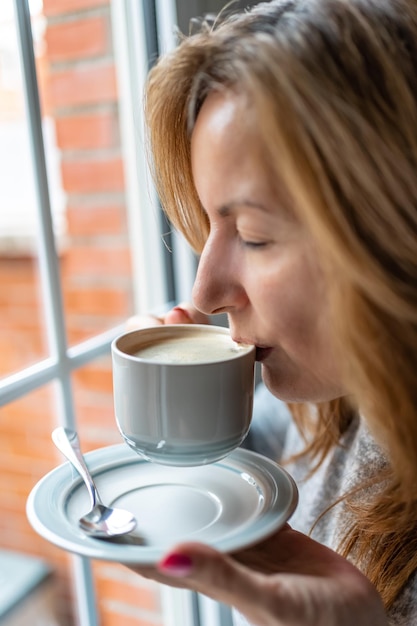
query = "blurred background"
xmin=0 ymin=1 xmax=259 ymax=625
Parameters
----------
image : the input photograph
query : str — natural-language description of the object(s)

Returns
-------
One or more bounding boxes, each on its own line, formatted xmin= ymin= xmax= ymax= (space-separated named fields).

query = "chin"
xmin=261 ymin=365 xmax=343 ymax=404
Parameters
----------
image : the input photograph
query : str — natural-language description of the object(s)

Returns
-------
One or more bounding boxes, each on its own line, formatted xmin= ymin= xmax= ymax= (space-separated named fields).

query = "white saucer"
xmin=27 ymin=445 xmax=298 ymax=564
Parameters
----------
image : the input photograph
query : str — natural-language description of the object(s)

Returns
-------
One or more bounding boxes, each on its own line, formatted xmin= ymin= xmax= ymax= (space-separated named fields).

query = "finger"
xmin=164 ymin=306 xmax=194 ymax=324
xmin=156 ymin=543 xmax=269 ymax=621
xmin=155 ymin=542 xmax=384 ymax=626
xmin=164 ymin=303 xmax=210 ymax=325
xmin=126 ymin=564 xmax=194 ymax=589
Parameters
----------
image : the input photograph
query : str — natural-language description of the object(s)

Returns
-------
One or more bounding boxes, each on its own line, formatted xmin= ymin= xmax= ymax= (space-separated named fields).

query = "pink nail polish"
xmin=158 ymin=553 xmax=193 ymax=577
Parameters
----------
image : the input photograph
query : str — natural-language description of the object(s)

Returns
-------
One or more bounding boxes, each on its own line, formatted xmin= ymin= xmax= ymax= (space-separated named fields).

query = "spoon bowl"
xmin=52 ymin=427 xmax=137 ymax=538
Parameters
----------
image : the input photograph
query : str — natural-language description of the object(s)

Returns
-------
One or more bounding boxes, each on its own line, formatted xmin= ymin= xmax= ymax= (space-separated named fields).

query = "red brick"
xmin=56 ymin=111 xmax=117 ymax=149
xmin=67 ymin=317 xmax=124 ymax=343
xmin=0 ymin=389 xmax=57 ymax=437
xmin=48 ymin=63 xmax=117 ymax=108
xmin=64 ymin=286 xmax=130 ymax=316
xmin=61 ymin=156 xmax=125 ymax=192
xmin=67 ymin=204 xmax=127 ymax=235
xmin=72 ymin=359 xmax=113 ymax=392
xmin=79 ymin=428 xmax=120 ymax=452
xmin=96 ymin=577 xmax=160 ymax=613
xmin=67 ymin=325 xmax=114 ymax=345
xmin=76 ymin=407 xmax=117 ymax=436
xmin=0 ymin=3 xmax=163 ymax=622
xmin=100 ymin=609 xmax=163 ymax=626
xmin=0 ymin=334 xmax=47 ymax=378
xmin=63 ymin=245 xmax=131 ymax=277
xmin=45 ymin=16 xmax=108 ymax=61
xmin=0 ymin=285 xmax=39 ymax=308
xmin=1 ymin=445 xmax=56 ymax=475
xmin=0 ymin=257 xmax=39 ymax=283
xmin=0 ymin=305 xmax=45 ymax=330
xmin=0 ymin=467 xmax=34 ymax=491
xmin=43 ymin=0 xmax=109 ymax=16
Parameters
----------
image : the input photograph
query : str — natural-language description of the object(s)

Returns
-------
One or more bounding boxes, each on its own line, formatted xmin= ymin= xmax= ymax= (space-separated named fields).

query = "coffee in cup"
xmin=111 ymin=324 xmax=255 ymax=466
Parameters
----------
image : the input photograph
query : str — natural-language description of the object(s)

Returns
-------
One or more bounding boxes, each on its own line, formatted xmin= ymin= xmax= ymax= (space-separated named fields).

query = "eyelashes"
xmin=238 ymin=236 xmax=270 ymax=249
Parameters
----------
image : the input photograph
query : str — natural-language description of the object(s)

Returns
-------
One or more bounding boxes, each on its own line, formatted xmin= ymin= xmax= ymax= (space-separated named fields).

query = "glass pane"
xmin=72 ymin=354 xmax=121 ymax=449
xmin=92 ymin=560 xmax=164 ymax=626
xmin=73 ymin=356 xmax=169 ymax=626
xmin=39 ymin=0 xmax=135 ymax=346
xmin=0 ymin=1 xmax=49 ymax=377
xmin=72 ymin=356 xmax=168 ymax=626
xmin=175 ymin=0 xmax=261 ymax=32
xmin=0 ymin=382 xmax=75 ymax=625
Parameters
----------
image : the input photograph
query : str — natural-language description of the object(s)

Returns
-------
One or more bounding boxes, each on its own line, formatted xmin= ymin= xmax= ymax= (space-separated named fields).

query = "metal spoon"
xmin=52 ymin=427 xmax=137 ymax=538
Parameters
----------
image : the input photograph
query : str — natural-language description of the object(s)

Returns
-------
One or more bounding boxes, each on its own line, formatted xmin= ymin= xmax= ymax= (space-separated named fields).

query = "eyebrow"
xmin=218 ymin=200 xmax=269 ymax=216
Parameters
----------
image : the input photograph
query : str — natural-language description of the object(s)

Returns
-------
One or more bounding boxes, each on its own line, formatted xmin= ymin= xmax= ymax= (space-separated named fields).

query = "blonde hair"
xmin=145 ymin=0 xmax=417 ymax=607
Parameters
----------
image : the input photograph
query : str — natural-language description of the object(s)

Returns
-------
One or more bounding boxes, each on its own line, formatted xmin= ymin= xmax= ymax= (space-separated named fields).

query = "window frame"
xmin=0 ymin=2 xmax=228 ymax=625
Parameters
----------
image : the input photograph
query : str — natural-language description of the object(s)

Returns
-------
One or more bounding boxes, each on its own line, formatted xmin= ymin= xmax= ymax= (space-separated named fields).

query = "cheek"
xmin=256 ymin=257 xmax=327 ymax=346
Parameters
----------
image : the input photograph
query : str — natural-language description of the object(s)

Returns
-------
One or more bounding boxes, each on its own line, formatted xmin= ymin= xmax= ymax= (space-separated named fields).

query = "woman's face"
xmin=191 ymin=91 xmax=345 ymax=402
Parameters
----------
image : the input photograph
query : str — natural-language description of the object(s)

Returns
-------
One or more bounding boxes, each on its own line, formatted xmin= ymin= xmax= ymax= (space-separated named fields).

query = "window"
xmin=0 ymin=1 xmax=257 ymax=624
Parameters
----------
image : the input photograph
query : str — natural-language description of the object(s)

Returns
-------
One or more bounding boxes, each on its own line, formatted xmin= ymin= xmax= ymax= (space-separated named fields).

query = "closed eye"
xmin=239 ymin=238 xmax=270 ymax=249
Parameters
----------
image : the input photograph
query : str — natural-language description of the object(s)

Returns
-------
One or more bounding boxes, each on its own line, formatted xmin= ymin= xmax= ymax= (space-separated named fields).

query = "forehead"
xmin=190 ymin=91 xmax=291 ymax=211
xmin=191 ymin=91 xmax=268 ymax=183
xmin=191 ymin=90 xmax=254 ymax=152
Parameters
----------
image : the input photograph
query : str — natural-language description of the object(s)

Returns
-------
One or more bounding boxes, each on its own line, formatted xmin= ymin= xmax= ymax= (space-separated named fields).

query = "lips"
xmin=233 ymin=337 xmax=272 ymax=362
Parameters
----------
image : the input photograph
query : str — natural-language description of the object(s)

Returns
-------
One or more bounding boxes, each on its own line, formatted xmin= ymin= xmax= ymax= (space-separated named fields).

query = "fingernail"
xmin=171 ymin=306 xmax=193 ymax=322
xmin=158 ymin=553 xmax=193 ymax=577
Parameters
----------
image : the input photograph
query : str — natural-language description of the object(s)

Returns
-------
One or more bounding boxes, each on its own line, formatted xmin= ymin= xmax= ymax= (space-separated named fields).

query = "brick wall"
xmin=0 ymin=1 xmax=164 ymax=625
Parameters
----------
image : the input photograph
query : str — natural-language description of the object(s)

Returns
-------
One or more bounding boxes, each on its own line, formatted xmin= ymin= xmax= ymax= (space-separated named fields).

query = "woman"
xmin=130 ymin=0 xmax=417 ymax=623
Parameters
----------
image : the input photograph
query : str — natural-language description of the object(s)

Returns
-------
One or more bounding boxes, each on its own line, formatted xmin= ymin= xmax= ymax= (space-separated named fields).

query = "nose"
xmin=192 ymin=235 xmax=248 ymax=316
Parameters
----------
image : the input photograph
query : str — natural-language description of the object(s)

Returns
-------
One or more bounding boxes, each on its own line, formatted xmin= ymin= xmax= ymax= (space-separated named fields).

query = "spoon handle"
xmin=52 ymin=427 xmax=102 ymax=508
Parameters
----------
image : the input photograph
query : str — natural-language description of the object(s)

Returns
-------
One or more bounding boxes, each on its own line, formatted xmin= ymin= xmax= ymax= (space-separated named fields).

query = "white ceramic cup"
xmin=111 ymin=324 xmax=255 ymax=466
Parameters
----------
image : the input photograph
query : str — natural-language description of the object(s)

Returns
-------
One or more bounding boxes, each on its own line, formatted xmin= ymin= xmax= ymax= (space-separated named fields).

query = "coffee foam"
xmin=132 ymin=332 xmax=249 ymax=364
